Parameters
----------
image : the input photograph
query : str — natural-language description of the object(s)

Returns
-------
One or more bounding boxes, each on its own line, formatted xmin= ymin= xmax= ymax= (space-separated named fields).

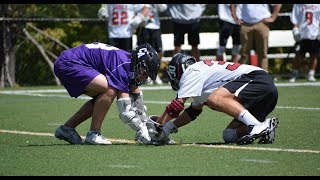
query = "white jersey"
xmin=106 ymin=4 xmax=140 ymax=38
xmin=218 ymin=4 xmax=242 ymax=24
xmin=136 ymin=4 xmax=167 ymax=30
xmin=166 ymin=4 xmax=206 ymax=24
xmin=290 ymin=4 xmax=320 ymax=40
xmin=177 ymin=60 xmax=263 ymax=106
xmin=240 ymin=4 xmax=272 ymax=24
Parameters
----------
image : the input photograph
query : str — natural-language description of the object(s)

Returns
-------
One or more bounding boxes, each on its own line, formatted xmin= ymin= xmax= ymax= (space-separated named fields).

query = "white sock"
xmin=308 ymin=70 xmax=315 ymax=76
xmin=238 ymin=109 xmax=261 ymax=126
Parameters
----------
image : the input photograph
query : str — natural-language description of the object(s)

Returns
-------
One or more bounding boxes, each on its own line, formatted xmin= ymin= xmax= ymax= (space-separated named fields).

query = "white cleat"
xmin=308 ymin=76 xmax=316 ymax=82
xmin=289 ymin=78 xmax=296 ymax=83
xmin=85 ymin=131 xmax=112 ymax=145
xmin=237 ymin=123 xmax=268 ymax=145
xmin=258 ymin=117 xmax=279 ymax=144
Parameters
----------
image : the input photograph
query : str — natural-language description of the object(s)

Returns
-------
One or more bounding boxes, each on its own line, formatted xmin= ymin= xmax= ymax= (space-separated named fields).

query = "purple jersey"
xmin=54 ymin=42 xmax=133 ymax=98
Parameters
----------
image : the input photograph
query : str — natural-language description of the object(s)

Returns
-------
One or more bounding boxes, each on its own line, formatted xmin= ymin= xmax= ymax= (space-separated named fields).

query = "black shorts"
xmin=173 ymin=21 xmax=200 ymax=46
xmin=295 ymin=39 xmax=320 ymax=56
xmin=219 ymin=20 xmax=241 ymax=46
xmin=137 ymin=28 xmax=163 ymax=52
xmin=223 ymin=70 xmax=278 ymax=122
xmin=108 ymin=37 xmax=132 ymax=52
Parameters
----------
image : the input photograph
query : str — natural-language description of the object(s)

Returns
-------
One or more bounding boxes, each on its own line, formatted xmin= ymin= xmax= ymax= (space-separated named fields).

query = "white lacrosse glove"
xmin=136 ymin=124 xmax=152 ymax=144
xmin=292 ymin=27 xmax=302 ymax=42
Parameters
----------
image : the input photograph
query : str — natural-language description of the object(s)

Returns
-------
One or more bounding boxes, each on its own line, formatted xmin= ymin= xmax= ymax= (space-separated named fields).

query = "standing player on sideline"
xmin=147 ymin=53 xmax=279 ymax=145
xmin=289 ymin=4 xmax=320 ymax=82
xmin=136 ymin=4 xmax=168 ymax=85
xmin=98 ymin=4 xmax=150 ymax=52
xmin=216 ymin=4 xmax=242 ymax=62
xmin=166 ymin=4 xmax=206 ymax=61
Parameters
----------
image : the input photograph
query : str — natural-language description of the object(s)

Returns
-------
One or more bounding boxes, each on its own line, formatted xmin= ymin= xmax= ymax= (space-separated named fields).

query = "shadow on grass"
xmin=20 ymin=142 xmax=137 ymax=147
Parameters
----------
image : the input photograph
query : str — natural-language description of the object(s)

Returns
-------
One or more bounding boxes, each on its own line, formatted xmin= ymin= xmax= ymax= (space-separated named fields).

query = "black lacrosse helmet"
xmin=131 ymin=43 xmax=160 ymax=86
xmin=166 ymin=53 xmax=197 ymax=91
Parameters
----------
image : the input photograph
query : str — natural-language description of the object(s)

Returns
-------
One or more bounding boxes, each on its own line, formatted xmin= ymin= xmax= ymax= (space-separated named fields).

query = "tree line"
xmin=0 ymin=4 xmax=294 ymax=87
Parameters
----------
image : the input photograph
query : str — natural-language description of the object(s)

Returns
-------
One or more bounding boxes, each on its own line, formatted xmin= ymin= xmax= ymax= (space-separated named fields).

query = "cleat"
xmin=236 ymin=135 xmax=255 ymax=145
xmin=308 ymin=76 xmax=316 ymax=82
xmin=237 ymin=123 xmax=268 ymax=145
xmin=55 ymin=125 xmax=82 ymax=145
xmin=163 ymin=138 xmax=177 ymax=145
xmin=85 ymin=130 xmax=112 ymax=145
xmin=258 ymin=117 xmax=279 ymax=144
xmin=288 ymin=78 xmax=296 ymax=83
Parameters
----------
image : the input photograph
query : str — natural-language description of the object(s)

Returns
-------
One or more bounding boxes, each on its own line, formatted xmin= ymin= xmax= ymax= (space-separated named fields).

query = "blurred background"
xmin=1 ymin=4 xmax=311 ymax=87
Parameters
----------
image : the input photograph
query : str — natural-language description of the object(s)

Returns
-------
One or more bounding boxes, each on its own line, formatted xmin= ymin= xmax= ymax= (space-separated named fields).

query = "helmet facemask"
xmin=166 ymin=67 xmax=180 ymax=91
xmin=132 ymin=61 xmax=150 ymax=86
xmin=166 ymin=53 xmax=197 ymax=91
xmin=130 ymin=43 xmax=160 ymax=87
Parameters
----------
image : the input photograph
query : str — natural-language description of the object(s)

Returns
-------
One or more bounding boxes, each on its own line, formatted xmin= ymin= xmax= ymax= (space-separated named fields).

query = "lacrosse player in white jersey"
xmin=98 ymin=4 xmax=150 ymax=52
xmin=136 ymin=4 xmax=168 ymax=85
xmin=166 ymin=4 xmax=206 ymax=61
xmin=289 ymin=4 xmax=320 ymax=82
xmin=147 ymin=53 xmax=279 ymax=145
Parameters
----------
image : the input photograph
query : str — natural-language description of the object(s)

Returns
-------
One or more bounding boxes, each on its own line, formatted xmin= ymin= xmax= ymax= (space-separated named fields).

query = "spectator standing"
xmin=289 ymin=4 xmax=320 ymax=82
xmin=230 ymin=4 xmax=282 ymax=72
xmin=136 ymin=4 xmax=168 ymax=84
xmin=166 ymin=4 xmax=206 ymax=61
xmin=217 ymin=4 xmax=242 ymax=62
xmin=98 ymin=4 xmax=149 ymax=52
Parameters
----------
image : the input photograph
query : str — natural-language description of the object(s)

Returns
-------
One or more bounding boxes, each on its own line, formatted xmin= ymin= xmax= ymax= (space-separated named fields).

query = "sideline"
xmin=0 ymin=82 xmax=319 ymax=93
xmin=1 ymin=83 xmax=320 ymax=111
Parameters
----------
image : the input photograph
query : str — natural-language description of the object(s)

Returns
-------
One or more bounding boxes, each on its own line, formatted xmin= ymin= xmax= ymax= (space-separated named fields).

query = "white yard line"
xmin=0 ymin=129 xmax=319 ymax=154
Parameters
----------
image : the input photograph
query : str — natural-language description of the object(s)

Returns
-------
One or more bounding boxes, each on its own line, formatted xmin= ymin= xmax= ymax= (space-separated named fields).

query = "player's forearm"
xmin=173 ymin=111 xmax=192 ymax=128
xmin=157 ymin=112 xmax=173 ymax=125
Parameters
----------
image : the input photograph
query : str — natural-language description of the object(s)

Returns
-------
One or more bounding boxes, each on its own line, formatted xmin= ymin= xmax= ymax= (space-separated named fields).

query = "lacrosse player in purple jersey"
xmin=147 ymin=53 xmax=279 ymax=145
xmin=53 ymin=42 xmax=160 ymax=145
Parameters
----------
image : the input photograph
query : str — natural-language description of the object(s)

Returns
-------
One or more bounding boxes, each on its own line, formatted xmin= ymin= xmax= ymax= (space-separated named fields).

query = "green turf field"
xmin=0 ymin=82 xmax=319 ymax=176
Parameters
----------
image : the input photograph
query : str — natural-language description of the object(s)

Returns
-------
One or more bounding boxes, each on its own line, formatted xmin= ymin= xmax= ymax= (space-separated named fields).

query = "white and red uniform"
xmin=105 ymin=4 xmax=141 ymax=38
xmin=290 ymin=4 xmax=320 ymax=40
xmin=178 ymin=60 xmax=262 ymax=105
